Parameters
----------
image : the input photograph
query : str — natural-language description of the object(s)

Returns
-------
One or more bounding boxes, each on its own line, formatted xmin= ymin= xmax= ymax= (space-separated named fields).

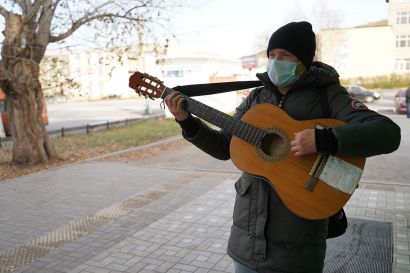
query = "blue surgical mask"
xmin=266 ymin=59 xmax=303 ymax=87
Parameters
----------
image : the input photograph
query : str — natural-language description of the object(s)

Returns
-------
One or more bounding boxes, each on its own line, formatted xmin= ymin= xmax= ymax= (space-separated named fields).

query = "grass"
xmin=341 ymin=73 xmax=410 ymax=89
xmin=53 ymin=118 xmax=180 ymax=151
xmin=0 ymin=118 xmax=181 ymax=181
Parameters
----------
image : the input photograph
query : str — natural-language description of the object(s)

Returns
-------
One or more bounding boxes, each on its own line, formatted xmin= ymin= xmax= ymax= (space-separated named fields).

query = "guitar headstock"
xmin=129 ymin=71 xmax=166 ymax=100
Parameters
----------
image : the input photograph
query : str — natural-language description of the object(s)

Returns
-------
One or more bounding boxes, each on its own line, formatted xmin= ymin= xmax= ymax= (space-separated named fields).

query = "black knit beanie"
xmin=267 ymin=21 xmax=316 ymax=68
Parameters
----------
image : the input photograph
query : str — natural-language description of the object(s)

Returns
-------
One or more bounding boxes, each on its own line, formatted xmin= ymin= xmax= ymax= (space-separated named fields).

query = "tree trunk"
xmin=1 ymin=13 xmax=57 ymax=167
xmin=7 ymin=59 xmax=57 ymax=167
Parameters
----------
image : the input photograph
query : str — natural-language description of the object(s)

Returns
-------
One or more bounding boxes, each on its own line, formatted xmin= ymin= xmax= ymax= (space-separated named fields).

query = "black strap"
xmin=173 ymin=81 xmax=262 ymax=97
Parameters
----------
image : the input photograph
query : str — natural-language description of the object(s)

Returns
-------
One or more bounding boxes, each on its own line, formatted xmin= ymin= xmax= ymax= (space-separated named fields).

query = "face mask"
xmin=266 ymin=59 xmax=303 ymax=87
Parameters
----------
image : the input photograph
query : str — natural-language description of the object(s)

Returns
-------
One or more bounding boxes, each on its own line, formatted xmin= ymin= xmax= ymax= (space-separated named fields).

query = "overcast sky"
xmin=167 ymin=0 xmax=389 ymax=58
xmin=0 ymin=0 xmax=389 ymax=58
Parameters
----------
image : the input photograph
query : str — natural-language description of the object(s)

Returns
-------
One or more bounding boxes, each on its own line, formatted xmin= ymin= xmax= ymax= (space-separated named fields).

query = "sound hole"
xmin=261 ymin=133 xmax=287 ymax=156
xmin=257 ymin=128 xmax=290 ymax=162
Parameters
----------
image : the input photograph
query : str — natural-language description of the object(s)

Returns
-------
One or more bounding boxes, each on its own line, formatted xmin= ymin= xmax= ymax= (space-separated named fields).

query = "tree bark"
xmin=1 ymin=13 xmax=57 ymax=167
xmin=7 ymin=59 xmax=57 ymax=166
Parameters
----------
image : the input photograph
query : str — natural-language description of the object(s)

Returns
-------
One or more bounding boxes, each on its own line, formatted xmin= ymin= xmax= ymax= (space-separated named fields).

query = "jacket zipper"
xmin=278 ymin=95 xmax=286 ymax=108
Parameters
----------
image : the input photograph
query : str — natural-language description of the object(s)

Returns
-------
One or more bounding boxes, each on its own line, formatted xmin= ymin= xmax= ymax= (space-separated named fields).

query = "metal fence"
xmin=0 ymin=114 xmax=164 ymax=148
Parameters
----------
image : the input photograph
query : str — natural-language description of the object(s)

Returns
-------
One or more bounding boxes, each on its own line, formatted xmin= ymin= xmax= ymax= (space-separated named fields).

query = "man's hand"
xmin=164 ymin=92 xmax=188 ymax=121
xmin=290 ymin=129 xmax=317 ymax=156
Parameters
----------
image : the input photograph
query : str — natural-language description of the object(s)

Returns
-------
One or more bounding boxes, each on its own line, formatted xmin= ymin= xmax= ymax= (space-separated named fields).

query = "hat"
xmin=267 ymin=21 xmax=316 ymax=68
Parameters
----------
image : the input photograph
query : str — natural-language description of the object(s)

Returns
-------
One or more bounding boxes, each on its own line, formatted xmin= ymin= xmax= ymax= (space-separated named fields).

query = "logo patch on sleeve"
xmin=350 ymin=100 xmax=368 ymax=110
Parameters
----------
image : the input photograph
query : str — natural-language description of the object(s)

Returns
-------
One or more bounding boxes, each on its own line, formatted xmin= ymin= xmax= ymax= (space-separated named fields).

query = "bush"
xmin=341 ymin=73 xmax=410 ymax=89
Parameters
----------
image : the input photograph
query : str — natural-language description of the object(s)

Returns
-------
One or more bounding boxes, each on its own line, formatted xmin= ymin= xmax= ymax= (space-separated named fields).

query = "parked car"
xmin=345 ymin=85 xmax=381 ymax=103
xmin=395 ymin=89 xmax=408 ymax=114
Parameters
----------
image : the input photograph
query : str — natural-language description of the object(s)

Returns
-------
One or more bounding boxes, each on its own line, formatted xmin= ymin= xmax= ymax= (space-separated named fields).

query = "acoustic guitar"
xmin=129 ymin=71 xmax=366 ymax=220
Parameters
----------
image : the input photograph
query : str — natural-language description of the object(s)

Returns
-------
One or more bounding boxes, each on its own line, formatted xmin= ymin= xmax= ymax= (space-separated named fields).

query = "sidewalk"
xmin=0 ymin=136 xmax=409 ymax=273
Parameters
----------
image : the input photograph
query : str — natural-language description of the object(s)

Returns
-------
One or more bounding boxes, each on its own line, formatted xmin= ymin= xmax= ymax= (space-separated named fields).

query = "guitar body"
xmin=230 ymin=103 xmax=366 ymax=220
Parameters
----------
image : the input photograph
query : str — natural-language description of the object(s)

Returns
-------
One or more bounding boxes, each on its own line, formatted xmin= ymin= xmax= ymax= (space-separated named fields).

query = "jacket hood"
xmin=256 ymin=61 xmax=340 ymax=90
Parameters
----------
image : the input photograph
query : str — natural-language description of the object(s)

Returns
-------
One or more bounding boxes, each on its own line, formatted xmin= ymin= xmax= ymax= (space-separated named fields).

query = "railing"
xmin=0 ymin=114 xmax=164 ymax=148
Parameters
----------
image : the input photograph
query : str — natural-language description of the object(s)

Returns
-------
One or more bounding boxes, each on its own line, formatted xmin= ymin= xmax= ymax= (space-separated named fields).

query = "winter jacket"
xmin=180 ymin=62 xmax=401 ymax=273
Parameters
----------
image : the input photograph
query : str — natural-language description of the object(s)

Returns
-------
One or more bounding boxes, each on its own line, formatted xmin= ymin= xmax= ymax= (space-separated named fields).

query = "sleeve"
xmin=326 ymin=85 xmax=401 ymax=157
xmin=177 ymin=114 xmax=199 ymax=138
xmin=179 ymin=87 xmax=258 ymax=161
xmin=315 ymin=128 xmax=338 ymax=155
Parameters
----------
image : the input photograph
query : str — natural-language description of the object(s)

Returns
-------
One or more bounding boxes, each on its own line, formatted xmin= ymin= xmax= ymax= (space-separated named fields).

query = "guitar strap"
xmin=172 ymin=81 xmax=262 ymax=97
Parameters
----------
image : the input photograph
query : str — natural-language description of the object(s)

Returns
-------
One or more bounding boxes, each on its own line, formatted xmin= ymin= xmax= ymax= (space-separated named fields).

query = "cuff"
xmin=176 ymin=114 xmax=199 ymax=138
xmin=315 ymin=128 xmax=338 ymax=155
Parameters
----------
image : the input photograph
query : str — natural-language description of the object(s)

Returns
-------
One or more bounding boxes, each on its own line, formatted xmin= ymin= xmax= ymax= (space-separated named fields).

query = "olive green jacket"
xmin=182 ymin=62 xmax=401 ymax=273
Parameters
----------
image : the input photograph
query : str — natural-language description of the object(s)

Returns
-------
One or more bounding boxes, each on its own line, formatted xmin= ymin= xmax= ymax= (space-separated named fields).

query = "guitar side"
xmin=230 ymin=103 xmax=365 ymax=220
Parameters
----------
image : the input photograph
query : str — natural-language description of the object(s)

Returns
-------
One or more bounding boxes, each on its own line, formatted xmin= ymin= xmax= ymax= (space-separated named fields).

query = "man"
xmin=406 ymin=86 xmax=410 ymax=118
xmin=165 ymin=22 xmax=401 ymax=273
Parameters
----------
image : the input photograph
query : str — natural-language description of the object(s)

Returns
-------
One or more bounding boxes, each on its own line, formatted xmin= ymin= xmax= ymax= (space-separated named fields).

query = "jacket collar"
xmin=256 ymin=61 xmax=340 ymax=92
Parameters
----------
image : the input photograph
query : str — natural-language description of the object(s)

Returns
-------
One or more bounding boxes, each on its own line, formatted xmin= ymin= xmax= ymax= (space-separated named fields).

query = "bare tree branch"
xmin=24 ymin=0 xmax=49 ymax=24
xmin=35 ymin=0 xmax=54 ymax=46
xmin=123 ymin=0 xmax=156 ymax=16
xmin=0 ymin=5 xmax=9 ymax=17
xmin=15 ymin=0 xmax=30 ymax=14
xmin=49 ymin=12 xmax=148 ymax=42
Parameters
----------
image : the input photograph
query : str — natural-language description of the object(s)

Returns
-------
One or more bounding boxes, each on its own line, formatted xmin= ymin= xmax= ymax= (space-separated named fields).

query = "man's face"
xmin=268 ymin=48 xmax=298 ymax=62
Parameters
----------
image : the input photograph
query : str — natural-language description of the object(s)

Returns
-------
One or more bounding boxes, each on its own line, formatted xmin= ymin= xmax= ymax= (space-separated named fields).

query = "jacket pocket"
xmin=232 ymin=177 xmax=252 ymax=232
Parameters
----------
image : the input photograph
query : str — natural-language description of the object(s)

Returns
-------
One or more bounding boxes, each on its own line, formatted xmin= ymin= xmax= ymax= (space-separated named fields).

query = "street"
xmin=45 ymin=98 xmax=164 ymax=131
xmin=360 ymin=114 xmax=410 ymax=188
xmin=44 ymin=90 xmax=410 ymax=188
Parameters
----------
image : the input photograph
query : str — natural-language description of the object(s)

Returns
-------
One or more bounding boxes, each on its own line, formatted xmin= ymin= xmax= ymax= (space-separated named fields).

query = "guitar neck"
xmin=163 ymin=87 xmax=264 ymax=145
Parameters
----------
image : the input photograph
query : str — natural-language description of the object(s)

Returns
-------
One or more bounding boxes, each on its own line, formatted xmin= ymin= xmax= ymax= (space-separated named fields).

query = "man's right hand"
xmin=164 ymin=92 xmax=189 ymax=121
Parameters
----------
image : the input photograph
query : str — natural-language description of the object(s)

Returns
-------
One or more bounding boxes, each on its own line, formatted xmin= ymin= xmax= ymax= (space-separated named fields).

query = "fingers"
xmin=290 ymin=129 xmax=316 ymax=156
xmin=165 ymin=92 xmax=183 ymax=110
xmin=164 ymin=92 xmax=188 ymax=121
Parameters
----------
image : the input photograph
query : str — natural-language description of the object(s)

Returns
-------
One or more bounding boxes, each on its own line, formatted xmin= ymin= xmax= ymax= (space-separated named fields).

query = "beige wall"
xmin=318 ymin=26 xmax=394 ymax=78
xmin=319 ymin=0 xmax=410 ymax=78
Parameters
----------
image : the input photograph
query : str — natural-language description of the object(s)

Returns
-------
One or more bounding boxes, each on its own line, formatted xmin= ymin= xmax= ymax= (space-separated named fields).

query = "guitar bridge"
xmin=305 ymin=153 xmax=329 ymax=192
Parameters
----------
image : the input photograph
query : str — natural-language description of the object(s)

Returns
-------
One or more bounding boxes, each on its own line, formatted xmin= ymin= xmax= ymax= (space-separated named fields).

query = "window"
xmin=396 ymin=35 xmax=410 ymax=47
xmin=396 ymin=11 xmax=410 ymax=24
xmin=166 ymin=70 xmax=184 ymax=77
xmin=395 ymin=58 xmax=410 ymax=71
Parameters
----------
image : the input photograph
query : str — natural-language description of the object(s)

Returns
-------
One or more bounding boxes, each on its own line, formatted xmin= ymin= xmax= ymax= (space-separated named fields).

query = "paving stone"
xmin=1 ymin=148 xmax=409 ymax=273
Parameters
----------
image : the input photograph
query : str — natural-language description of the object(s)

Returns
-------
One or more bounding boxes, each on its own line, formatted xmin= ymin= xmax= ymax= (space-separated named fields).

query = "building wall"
xmin=388 ymin=0 xmax=410 ymax=71
xmin=158 ymin=55 xmax=248 ymax=116
xmin=41 ymin=49 xmax=247 ymax=116
xmin=318 ymin=0 xmax=410 ymax=78
xmin=318 ymin=26 xmax=394 ymax=78
xmin=42 ymin=48 xmax=138 ymax=100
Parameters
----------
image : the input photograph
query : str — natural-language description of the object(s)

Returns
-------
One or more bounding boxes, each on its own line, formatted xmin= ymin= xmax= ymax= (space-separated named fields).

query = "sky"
xmin=167 ymin=0 xmax=389 ymax=58
xmin=0 ymin=0 xmax=389 ymax=58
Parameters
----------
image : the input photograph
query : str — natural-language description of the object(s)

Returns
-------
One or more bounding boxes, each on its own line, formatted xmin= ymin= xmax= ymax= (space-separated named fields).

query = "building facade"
xmin=41 ymin=48 xmax=139 ymax=100
xmin=388 ymin=0 xmax=410 ymax=72
xmin=157 ymin=54 xmax=249 ymax=115
xmin=41 ymin=49 xmax=247 ymax=113
xmin=318 ymin=0 xmax=410 ymax=78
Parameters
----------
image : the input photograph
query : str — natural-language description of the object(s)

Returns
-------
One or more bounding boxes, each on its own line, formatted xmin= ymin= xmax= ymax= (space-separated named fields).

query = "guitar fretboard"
xmin=163 ymin=87 xmax=265 ymax=146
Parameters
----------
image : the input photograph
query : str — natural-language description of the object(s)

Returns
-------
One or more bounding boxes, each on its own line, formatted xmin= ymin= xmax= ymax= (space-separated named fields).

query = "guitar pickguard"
xmin=319 ymin=155 xmax=363 ymax=194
